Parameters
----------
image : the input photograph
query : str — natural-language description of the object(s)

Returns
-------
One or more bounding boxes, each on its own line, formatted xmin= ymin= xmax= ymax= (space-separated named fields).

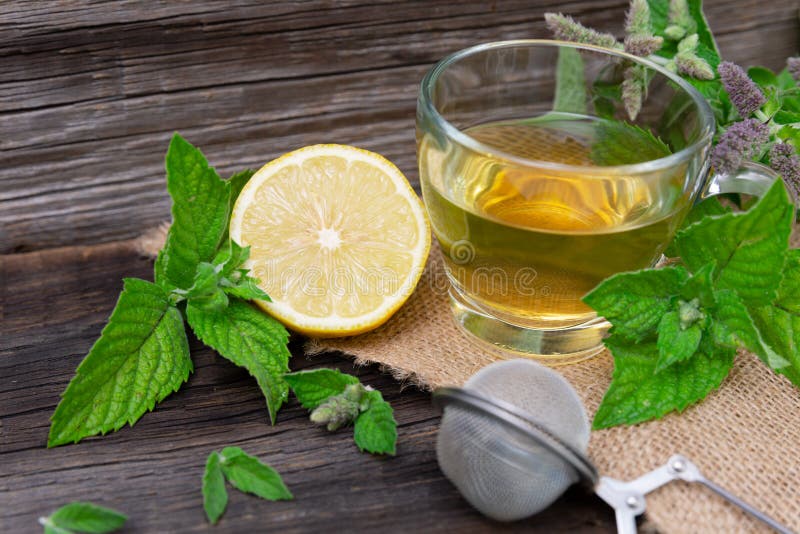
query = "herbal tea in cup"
xmin=417 ymin=41 xmax=721 ymax=363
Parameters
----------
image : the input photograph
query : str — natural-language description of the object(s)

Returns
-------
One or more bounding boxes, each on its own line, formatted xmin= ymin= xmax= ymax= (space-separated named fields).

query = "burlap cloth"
xmin=308 ymin=244 xmax=800 ymax=534
xmin=136 ymin=226 xmax=799 ymax=532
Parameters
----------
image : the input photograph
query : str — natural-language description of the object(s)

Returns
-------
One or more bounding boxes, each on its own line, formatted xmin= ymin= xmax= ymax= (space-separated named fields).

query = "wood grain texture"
xmin=0 ymin=242 xmax=614 ymax=532
xmin=1 ymin=0 xmax=798 ymax=253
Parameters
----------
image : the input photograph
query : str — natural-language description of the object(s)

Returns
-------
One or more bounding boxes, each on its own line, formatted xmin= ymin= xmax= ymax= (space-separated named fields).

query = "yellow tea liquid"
xmin=419 ymin=115 xmax=690 ymax=328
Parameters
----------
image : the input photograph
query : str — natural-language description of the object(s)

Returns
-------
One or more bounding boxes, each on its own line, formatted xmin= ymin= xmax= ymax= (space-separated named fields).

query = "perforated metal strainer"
xmin=434 ymin=359 xmax=793 ymax=534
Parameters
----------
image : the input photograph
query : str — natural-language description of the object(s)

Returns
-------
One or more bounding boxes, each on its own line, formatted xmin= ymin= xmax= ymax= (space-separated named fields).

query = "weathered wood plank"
xmin=1 ymin=0 xmax=797 ymax=253
xmin=0 ymin=241 xmax=614 ymax=532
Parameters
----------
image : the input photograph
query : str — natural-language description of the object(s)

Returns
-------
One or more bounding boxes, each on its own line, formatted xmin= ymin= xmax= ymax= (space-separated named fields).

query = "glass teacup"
xmin=416 ymin=40 xmax=778 ymax=363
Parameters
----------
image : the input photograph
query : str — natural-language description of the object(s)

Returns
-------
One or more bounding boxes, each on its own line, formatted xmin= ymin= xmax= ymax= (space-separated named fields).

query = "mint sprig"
xmin=48 ymin=279 xmax=192 ymax=447
xmin=285 ymin=369 xmax=398 ymax=455
xmin=40 ymin=502 xmax=127 ymax=534
xmin=187 ymin=300 xmax=290 ymax=424
xmin=49 ymin=134 xmax=290 ymax=446
xmin=585 ymin=178 xmax=800 ymax=429
xmin=155 ymin=134 xmax=232 ymax=292
xmin=202 ymin=447 xmax=292 ymax=525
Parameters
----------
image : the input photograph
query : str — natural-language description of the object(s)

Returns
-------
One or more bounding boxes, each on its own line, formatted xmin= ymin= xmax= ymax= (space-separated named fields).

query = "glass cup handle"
xmin=700 ymin=161 xmax=782 ymax=201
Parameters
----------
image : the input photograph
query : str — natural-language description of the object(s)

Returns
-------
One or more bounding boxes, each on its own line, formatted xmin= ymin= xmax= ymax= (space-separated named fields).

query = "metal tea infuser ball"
xmin=433 ymin=359 xmax=793 ymax=534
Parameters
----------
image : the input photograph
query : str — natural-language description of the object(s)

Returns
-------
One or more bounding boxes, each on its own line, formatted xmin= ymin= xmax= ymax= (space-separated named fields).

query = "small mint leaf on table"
xmin=155 ymin=133 xmax=231 ymax=291
xmin=583 ymin=267 xmax=689 ymax=341
xmin=593 ymin=334 xmax=735 ymax=429
xmin=203 ymin=451 xmax=228 ymax=525
xmin=284 ymin=368 xmax=360 ymax=409
xmin=48 ymin=279 xmax=192 ymax=447
xmin=674 ymin=179 xmax=794 ymax=305
xmin=42 ymin=502 xmax=127 ymax=533
xmin=219 ymin=447 xmax=293 ymax=501
xmin=354 ymin=389 xmax=398 ymax=456
xmin=655 ymin=310 xmax=703 ymax=372
xmin=186 ymin=299 xmax=290 ymax=424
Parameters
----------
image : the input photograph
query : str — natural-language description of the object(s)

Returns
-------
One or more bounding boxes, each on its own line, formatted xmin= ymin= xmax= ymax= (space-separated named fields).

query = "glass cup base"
xmin=448 ymin=289 xmax=609 ymax=366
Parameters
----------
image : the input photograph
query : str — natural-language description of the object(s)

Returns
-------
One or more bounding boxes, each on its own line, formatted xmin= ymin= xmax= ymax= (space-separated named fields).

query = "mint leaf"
xmin=203 ymin=451 xmax=228 ymax=524
xmin=222 ymin=274 xmax=271 ymax=302
xmin=353 ymin=390 xmax=397 ymax=455
xmin=583 ymin=267 xmax=689 ymax=341
xmin=675 ymin=179 xmax=794 ymax=305
xmin=593 ymin=334 xmax=735 ymax=429
xmin=221 ymin=169 xmax=254 ymax=246
xmin=186 ymin=299 xmax=290 ymax=423
xmin=155 ymin=134 xmax=231 ymax=291
xmin=185 ymin=262 xmax=223 ymax=300
xmin=213 ymin=240 xmax=250 ymax=278
xmin=590 ymin=121 xmax=671 ymax=166
xmin=219 ymin=447 xmax=293 ymax=501
xmin=284 ymin=369 xmax=360 ymax=409
xmin=48 ymin=279 xmax=192 ymax=447
xmin=664 ymin=197 xmax=731 ymax=257
xmin=746 ymin=252 xmax=800 ymax=386
xmin=713 ymin=289 xmax=788 ymax=369
xmin=750 ymin=305 xmax=800 ymax=387
xmin=776 ymin=249 xmax=800 ymax=312
xmin=679 ymin=262 xmax=716 ymax=307
xmin=553 ymin=47 xmax=587 ymax=115
xmin=44 ymin=502 xmax=127 ymax=533
xmin=228 ymin=169 xmax=255 ymax=213
xmin=655 ymin=311 xmax=703 ymax=372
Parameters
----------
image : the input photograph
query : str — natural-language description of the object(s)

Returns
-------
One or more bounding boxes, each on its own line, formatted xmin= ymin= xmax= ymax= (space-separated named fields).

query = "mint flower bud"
xmin=677 ymin=33 xmax=698 ymax=54
xmin=624 ymin=35 xmax=663 ymax=57
xmin=788 ymin=57 xmax=800 ymax=83
xmin=718 ymin=61 xmax=766 ymax=117
xmin=622 ymin=64 xmax=646 ymax=120
xmin=664 ymin=25 xmax=687 ymax=41
xmin=710 ymin=119 xmax=770 ymax=175
xmin=309 ymin=383 xmax=367 ymax=431
xmin=544 ymin=13 xmax=618 ymax=49
xmin=667 ymin=0 xmax=695 ymax=36
xmin=625 ymin=0 xmax=652 ymax=36
xmin=674 ymin=52 xmax=714 ymax=80
xmin=770 ymin=143 xmax=800 ymax=198
xmin=678 ymin=298 xmax=704 ymax=329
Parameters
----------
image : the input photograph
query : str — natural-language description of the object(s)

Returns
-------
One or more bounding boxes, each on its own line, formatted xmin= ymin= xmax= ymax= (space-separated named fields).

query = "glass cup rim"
xmin=418 ymin=39 xmax=716 ymax=175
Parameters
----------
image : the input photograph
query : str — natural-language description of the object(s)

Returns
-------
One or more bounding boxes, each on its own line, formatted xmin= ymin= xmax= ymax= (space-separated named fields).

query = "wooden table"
xmin=2 ymin=2 xmax=797 ymax=532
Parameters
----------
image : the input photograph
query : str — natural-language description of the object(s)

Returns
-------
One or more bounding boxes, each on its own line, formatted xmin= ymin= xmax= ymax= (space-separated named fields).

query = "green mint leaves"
xmin=586 ymin=179 xmax=800 ymax=429
xmin=50 ymin=134 xmax=290 ymax=446
xmin=155 ymin=135 xmax=232 ymax=292
xmin=285 ymin=369 xmax=398 ymax=455
xmin=48 ymin=279 xmax=192 ymax=447
xmin=40 ymin=502 xmax=127 ymax=534
xmin=187 ymin=300 xmax=290 ymax=424
xmin=203 ymin=447 xmax=292 ymax=525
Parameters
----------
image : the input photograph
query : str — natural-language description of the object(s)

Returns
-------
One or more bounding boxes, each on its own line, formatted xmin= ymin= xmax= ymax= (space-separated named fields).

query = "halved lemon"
xmin=230 ymin=144 xmax=431 ymax=337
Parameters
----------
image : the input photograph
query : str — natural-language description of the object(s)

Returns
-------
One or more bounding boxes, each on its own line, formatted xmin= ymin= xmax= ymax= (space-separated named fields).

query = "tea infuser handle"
xmin=666 ymin=455 xmax=795 ymax=534
xmin=595 ymin=476 xmax=643 ymax=534
xmin=701 ymin=161 xmax=782 ymax=201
